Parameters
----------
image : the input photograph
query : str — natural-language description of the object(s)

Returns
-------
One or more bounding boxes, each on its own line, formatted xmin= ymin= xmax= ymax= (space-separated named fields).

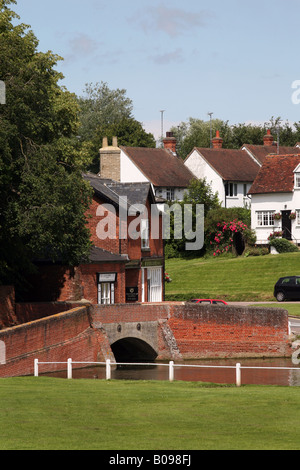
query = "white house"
xmin=248 ymin=154 xmax=300 ymax=244
xmin=99 ymin=133 xmax=194 ymax=206
xmin=184 ymin=131 xmax=260 ymax=208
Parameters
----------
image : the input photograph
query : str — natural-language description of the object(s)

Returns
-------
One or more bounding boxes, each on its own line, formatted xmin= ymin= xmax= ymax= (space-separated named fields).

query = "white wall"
xmin=120 ymin=150 xmax=149 ymax=183
xmin=185 ymin=150 xmax=225 ymax=204
xmin=250 ymin=192 xmax=300 ymax=244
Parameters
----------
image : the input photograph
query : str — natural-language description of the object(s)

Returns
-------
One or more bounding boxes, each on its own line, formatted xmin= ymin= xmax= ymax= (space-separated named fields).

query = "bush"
xmin=269 ymin=238 xmax=299 ymax=253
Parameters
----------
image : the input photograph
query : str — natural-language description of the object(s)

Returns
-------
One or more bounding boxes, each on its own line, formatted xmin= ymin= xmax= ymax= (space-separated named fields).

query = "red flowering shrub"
xmin=208 ymin=219 xmax=249 ymax=256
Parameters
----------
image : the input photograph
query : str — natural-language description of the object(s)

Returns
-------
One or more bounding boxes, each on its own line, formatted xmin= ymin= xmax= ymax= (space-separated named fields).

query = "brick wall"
xmin=0 ymin=286 xmax=17 ymax=329
xmin=0 ymin=302 xmax=291 ymax=377
xmin=167 ymin=303 xmax=290 ymax=358
xmin=0 ymin=306 xmax=113 ymax=378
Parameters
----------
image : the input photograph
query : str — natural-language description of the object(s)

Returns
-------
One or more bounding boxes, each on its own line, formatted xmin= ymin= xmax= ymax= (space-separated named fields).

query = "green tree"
xmin=0 ymin=0 xmax=92 ymax=290
xmin=77 ymin=82 xmax=155 ymax=171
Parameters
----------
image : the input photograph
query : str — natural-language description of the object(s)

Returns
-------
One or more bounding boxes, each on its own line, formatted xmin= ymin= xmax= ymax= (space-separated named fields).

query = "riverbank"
xmin=1 ymin=377 xmax=300 ymax=450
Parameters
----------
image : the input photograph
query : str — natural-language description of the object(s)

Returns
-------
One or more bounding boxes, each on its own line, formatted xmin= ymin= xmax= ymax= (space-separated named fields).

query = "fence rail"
xmin=33 ymin=359 xmax=300 ymax=387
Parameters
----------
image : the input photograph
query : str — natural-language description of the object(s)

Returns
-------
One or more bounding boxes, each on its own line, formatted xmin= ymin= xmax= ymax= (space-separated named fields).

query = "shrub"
xmin=269 ymin=238 xmax=299 ymax=253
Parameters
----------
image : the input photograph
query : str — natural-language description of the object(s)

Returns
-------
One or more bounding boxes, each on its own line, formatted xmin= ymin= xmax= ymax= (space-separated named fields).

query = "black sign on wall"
xmin=126 ymin=287 xmax=138 ymax=302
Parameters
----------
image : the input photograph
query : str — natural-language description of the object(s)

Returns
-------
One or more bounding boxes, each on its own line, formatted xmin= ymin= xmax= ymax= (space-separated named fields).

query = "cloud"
xmin=69 ymin=33 xmax=99 ymax=57
xmin=150 ymin=48 xmax=184 ymax=65
xmin=131 ymin=4 xmax=213 ymax=38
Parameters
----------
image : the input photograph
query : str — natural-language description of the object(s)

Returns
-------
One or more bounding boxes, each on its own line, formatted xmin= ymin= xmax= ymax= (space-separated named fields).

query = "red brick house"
xmin=22 ymin=172 xmax=164 ymax=305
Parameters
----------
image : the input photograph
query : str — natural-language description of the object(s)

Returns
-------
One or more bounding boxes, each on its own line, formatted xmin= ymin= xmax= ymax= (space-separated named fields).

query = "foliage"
xmin=164 ymin=178 xmax=220 ymax=258
xmin=269 ymin=238 xmax=299 ymax=253
xmin=171 ymin=116 xmax=300 ymax=159
xmin=204 ymin=207 xmax=255 ymax=256
xmin=77 ymin=82 xmax=156 ymax=171
xmin=0 ymin=0 xmax=93 ymax=288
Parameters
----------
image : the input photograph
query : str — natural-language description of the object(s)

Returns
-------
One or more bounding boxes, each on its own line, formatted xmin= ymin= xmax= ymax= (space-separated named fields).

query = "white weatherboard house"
xmin=184 ymin=131 xmax=260 ymax=208
xmin=248 ymin=154 xmax=300 ymax=245
xmin=99 ymin=133 xmax=193 ymax=206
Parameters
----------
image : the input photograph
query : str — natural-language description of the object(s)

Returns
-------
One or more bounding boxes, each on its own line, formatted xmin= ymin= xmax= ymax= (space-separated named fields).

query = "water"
xmin=43 ymin=357 xmax=300 ymax=386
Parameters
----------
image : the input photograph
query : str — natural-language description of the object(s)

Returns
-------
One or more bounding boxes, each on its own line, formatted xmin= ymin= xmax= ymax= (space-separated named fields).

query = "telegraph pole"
xmin=208 ymin=112 xmax=213 ymax=148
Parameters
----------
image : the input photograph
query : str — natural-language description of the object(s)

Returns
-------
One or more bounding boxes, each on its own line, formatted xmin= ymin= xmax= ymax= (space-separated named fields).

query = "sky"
xmin=12 ymin=0 xmax=300 ymax=140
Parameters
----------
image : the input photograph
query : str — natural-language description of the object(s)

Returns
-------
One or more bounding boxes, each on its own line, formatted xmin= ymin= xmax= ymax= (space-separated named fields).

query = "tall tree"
xmin=0 ymin=0 xmax=93 ymax=290
xmin=77 ymin=82 xmax=155 ymax=171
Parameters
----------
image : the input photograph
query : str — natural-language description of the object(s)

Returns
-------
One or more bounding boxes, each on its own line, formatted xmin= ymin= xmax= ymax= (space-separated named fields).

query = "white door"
xmin=147 ymin=267 xmax=162 ymax=302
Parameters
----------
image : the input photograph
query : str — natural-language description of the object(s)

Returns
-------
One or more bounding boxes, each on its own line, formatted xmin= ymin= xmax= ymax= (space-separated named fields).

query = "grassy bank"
xmin=0 ymin=377 xmax=300 ymax=450
xmin=165 ymin=252 xmax=300 ymax=303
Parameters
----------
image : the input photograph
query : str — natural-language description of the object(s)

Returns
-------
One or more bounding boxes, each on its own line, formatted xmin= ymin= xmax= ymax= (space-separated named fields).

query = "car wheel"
xmin=276 ymin=291 xmax=285 ymax=302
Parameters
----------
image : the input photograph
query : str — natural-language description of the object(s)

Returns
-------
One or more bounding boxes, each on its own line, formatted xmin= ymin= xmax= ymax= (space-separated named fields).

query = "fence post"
xmin=34 ymin=359 xmax=39 ymax=377
xmin=169 ymin=361 xmax=174 ymax=382
xmin=67 ymin=358 xmax=72 ymax=379
xmin=106 ymin=359 xmax=111 ymax=380
xmin=236 ymin=363 xmax=241 ymax=387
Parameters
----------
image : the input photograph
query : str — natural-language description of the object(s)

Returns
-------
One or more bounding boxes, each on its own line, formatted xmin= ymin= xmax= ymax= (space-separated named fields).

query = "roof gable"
xmin=242 ymin=144 xmax=300 ymax=165
xmin=249 ymin=154 xmax=300 ymax=194
xmin=191 ymin=147 xmax=260 ymax=182
xmin=120 ymin=146 xmax=193 ymax=187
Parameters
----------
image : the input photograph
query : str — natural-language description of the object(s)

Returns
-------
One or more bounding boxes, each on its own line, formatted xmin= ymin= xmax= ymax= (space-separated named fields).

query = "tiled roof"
xmin=83 ymin=173 xmax=154 ymax=209
xmin=249 ymin=154 xmax=300 ymax=194
xmin=120 ymin=146 xmax=194 ymax=187
xmin=88 ymin=246 xmax=127 ymax=263
xmin=191 ymin=148 xmax=260 ymax=182
xmin=242 ymin=144 xmax=300 ymax=165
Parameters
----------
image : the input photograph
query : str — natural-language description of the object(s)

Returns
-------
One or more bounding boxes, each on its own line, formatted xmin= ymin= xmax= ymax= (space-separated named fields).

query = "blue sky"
xmin=13 ymin=0 xmax=300 ymax=139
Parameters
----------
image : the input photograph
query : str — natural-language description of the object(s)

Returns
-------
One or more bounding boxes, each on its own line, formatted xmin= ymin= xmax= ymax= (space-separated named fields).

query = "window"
xmin=141 ymin=219 xmax=149 ymax=249
xmin=225 ymin=183 xmax=237 ymax=197
xmin=295 ymin=173 xmax=300 ymax=188
xmin=98 ymin=282 xmax=115 ymax=305
xmin=257 ymin=211 xmax=275 ymax=226
xmin=297 ymin=210 xmax=300 ymax=225
xmin=243 ymin=184 xmax=248 ymax=197
xmin=166 ymin=188 xmax=175 ymax=200
xmin=97 ymin=273 xmax=116 ymax=305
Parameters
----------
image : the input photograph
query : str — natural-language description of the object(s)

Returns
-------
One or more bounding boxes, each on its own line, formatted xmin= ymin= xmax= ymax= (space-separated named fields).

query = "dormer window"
xmin=295 ymin=173 xmax=300 ymax=188
xmin=293 ymin=164 xmax=300 ymax=188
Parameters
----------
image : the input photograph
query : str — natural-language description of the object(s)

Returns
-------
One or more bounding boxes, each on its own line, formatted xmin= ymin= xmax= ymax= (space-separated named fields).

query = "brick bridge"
xmin=0 ymin=301 xmax=291 ymax=377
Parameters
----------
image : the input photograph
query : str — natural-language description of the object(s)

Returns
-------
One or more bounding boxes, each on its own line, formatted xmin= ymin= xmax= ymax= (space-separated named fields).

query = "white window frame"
xmin=256 ymin=211 xmax=275 ymax=227
xmin=166 ymin=187 xmax=175 ymax=201
xmin=97 ymin=282 xmax=115 ymax=305
xmin=295 ymin=173 xmax=300 ymax=188
xmin=296 ymin=210 xmax=300 ymax=225
xmin=141 ymin=218 xmax=150 ymax=249
xmin=225 ymin=182 xmax=238 ymax=197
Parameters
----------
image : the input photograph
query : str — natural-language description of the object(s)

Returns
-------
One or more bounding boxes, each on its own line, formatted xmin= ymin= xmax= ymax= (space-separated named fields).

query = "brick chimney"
xmin=263 ymin=129 xmax=274 ymax=146
xmin=212 ymin=130 xmax=223 ymax=149
xmin=99 ymin=136 xmax=121 ymax=181
xmin=163 ymin=132 xmax=177 ymax=154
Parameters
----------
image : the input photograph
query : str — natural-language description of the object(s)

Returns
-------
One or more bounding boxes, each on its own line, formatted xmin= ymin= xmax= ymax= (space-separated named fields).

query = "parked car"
xmin=274 ymin=276 xmax=300 ymax=301
xmin=190 ymin=299 xmax=228 ymax=305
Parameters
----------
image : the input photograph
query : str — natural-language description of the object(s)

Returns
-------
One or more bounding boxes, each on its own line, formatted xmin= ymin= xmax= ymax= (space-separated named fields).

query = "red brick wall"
xmin=0 ymin=286 xmax=17 ymax=329
xmin=167 ymin=303 xmax=290 ymax=358
xmin=0 ymin=306 xmax=113 ymax=378
xmin=0 ymin=302 xmax=291 ymax=377
xmin=22 ymin=262 xmax=126 ymax=304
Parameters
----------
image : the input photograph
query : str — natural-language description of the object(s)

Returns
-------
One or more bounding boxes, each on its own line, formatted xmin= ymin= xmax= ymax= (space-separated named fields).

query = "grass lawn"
xmin=0 ymin=377 xmax=300 ymax=450
xmin=165 ymin=252 xmax=300 ymax=303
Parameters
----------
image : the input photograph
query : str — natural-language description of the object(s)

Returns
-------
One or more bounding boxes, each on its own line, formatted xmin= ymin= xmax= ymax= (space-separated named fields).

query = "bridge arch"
xmin=111 ymin=337 xmax=158 ymax=363
xmin=101 ymin=321 xmax=159 ymax=363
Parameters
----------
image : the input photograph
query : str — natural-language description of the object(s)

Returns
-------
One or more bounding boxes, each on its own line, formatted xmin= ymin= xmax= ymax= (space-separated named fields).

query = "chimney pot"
xmin=212 ymin=130 xmax=223 ymax=149
xmin=263 ymin=129 xmax=274 ymax=146
xmin=163 ymin=132 xmax=177 ymax=154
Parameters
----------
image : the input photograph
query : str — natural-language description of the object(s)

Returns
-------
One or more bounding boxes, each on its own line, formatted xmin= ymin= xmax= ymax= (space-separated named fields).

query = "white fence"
xmin=33 ymin=359 xmax=300 ymax=387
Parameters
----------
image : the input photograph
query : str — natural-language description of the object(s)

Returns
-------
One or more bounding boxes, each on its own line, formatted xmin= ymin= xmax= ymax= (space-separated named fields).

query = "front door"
xmin=281 ymin=210 xmax=292 ymax=240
